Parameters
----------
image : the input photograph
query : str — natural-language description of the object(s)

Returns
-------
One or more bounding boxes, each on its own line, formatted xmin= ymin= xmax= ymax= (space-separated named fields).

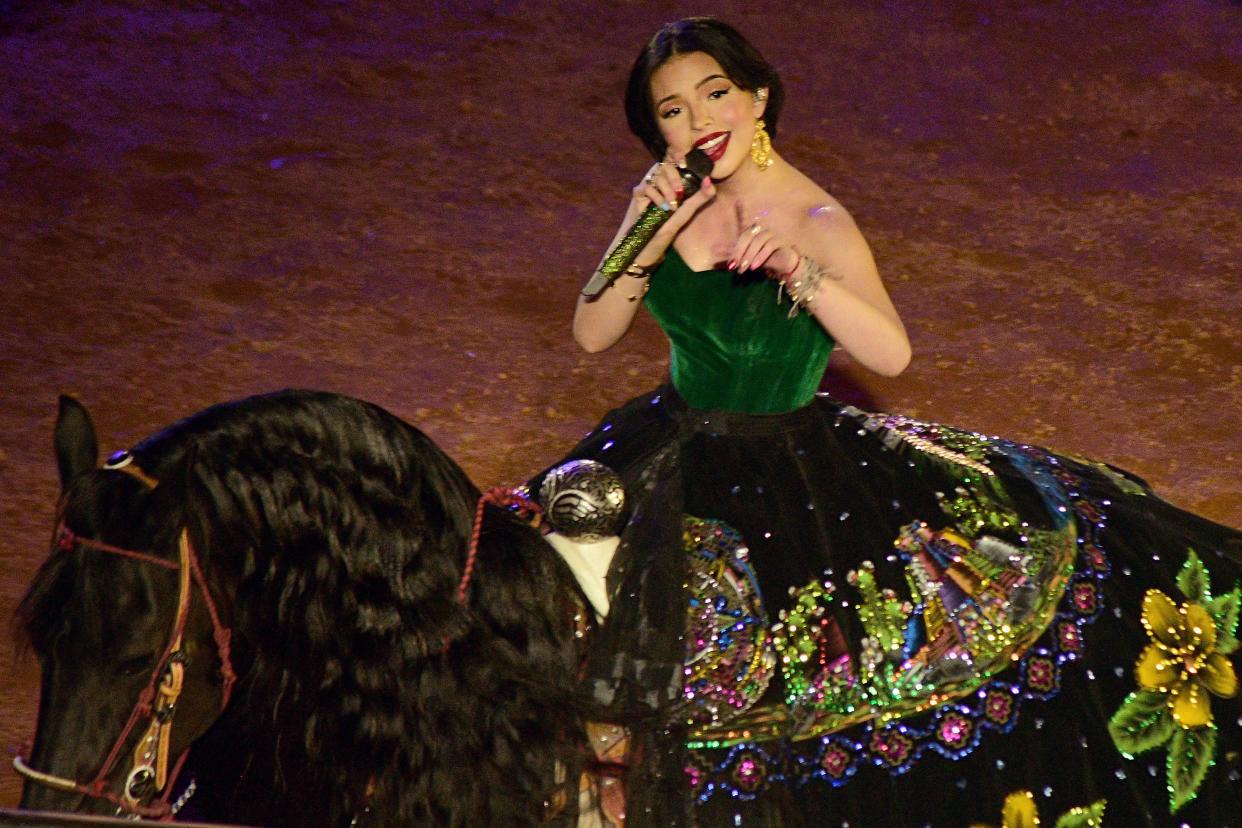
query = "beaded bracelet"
xmin=778 ymin=255 xmax=826 ymax=317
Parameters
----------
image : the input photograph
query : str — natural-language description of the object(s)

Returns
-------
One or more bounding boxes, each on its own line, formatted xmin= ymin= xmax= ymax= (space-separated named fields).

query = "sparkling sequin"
xmin=680 ymin=517 xmax=775 ymax=729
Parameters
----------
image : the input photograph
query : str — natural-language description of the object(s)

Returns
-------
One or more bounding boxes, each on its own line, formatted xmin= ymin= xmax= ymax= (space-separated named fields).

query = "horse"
xmin=14 ymin=390 xmax=595 ymax=827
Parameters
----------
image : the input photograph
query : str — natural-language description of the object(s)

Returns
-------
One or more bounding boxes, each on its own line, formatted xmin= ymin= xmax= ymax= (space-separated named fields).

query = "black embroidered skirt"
xmin=533 ymin=384 xmax=1242 ymax=827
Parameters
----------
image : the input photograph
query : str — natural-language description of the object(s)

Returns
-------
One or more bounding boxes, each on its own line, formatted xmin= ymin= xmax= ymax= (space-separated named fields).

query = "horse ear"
xmin=55 ymin=394 xmax=99 ymax=493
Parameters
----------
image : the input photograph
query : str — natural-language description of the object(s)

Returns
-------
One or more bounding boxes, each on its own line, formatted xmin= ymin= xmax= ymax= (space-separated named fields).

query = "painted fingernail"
xmin=659 ymin=201 xmax=671 ymax=211
xmin=676 ymin=187 xmax=685 ymax=199
xmin=739 ymin=260 xmax=750 ymax=271
xmin=668 ymin=198 xmax=679 ymax=210
xmin=727 ymin=259 xmax=737 ymax=270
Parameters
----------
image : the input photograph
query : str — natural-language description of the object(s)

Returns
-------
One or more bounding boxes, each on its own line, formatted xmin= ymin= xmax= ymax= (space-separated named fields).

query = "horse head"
xmin=15 ymin=390 xmax=592 ymax=827
xmin=16 ymin=395 xmax=234 ymax=817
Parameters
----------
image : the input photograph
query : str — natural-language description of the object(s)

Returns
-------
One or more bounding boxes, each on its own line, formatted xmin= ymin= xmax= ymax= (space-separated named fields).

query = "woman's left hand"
xmin=727 ymin=208 xmax=800 ymax=278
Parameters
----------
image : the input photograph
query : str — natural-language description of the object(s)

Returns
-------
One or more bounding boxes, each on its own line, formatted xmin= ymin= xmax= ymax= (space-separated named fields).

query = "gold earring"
xmin=750 ymin=119 xmax=773 ymax=171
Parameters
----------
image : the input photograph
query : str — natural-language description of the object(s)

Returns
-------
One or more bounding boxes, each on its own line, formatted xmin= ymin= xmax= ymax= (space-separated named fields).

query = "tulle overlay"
xmin=537 ymin=384 xmax=1242 ymax=827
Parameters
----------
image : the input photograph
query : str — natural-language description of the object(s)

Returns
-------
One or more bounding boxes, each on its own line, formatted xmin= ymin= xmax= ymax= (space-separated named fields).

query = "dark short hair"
xmin=624 ymin=17 xmax=785 ymax=160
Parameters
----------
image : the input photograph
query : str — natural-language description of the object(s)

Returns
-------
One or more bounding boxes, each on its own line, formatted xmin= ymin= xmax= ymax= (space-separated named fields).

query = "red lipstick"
xmin=694 ymin=131 xmax=730 ymax=163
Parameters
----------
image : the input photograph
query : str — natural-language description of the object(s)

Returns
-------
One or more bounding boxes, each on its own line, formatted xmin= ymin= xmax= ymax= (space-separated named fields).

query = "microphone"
xmin=580 ymin=149 xmax=715 ymax=299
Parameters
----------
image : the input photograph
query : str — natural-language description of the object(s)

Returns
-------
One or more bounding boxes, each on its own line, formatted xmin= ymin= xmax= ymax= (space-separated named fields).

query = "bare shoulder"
xmin=787 ymin=191 xmax=866 ymax=261
xmin=771 ymin=167 xmax=860 ymax=242
xmin=767 ymin=167 xmax=879 ymax=284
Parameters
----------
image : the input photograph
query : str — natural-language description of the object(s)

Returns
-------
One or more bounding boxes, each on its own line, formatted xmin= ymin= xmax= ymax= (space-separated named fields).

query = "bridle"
xmin=14 ymin=457 xmax=237 ymax=819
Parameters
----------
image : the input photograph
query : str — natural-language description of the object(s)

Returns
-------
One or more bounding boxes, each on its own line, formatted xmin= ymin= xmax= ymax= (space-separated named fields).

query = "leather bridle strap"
xmin=112 ymin=529 xmax=193 ymax=810
xmin=14 ymin=527 xmax=235 ymax=818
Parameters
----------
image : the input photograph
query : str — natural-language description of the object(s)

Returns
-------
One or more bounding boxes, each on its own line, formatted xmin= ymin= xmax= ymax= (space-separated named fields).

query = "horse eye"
xmin=117 ymin=654 xmax=155 ymax=676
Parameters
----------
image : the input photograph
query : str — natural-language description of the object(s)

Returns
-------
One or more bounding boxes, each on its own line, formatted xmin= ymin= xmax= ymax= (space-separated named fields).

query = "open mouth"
xmin=694 ymin=132 xmax=729 ymax=162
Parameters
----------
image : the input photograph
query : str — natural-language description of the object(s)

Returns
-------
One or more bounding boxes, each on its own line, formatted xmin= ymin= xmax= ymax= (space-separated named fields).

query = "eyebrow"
xmin=655 ymin=73 xmax=730 ymax=107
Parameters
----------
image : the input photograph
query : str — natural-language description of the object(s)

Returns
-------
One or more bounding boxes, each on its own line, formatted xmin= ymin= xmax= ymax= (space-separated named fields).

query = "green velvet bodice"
xmin=644 ymin=248 xmax=835 ymax=414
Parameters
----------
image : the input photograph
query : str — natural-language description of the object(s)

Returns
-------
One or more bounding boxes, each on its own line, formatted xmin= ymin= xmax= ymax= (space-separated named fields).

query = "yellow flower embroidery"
xmin=970 ymin=791 xmax=1106 ymax=828
xmin=1137 ymin=589 xmax=1238 ymax=728
xmin=970 ymin=791 xmax=1037 ymax=828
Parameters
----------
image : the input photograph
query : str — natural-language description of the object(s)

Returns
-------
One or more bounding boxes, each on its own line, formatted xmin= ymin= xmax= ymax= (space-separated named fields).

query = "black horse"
xmin=15 ymin=391 xmax=592 ymax=827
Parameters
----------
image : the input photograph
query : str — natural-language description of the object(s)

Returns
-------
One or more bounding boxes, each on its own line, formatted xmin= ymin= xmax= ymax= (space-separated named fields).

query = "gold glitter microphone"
xmin=580 ymin=148 xmax=714 ymax=299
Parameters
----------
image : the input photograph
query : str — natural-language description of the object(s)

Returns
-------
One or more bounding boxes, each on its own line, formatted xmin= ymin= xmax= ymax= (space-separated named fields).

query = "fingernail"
xmin=668 ymin=199 xmax=679 ymax=210
xmin=727 ymin=258 xmax=737 ymax=270
xmin=676 ymin=187 xmax=685 ymax=199
xmin=659 ymin=201 xmax=671 ymax=211
xmin=739 ymin=260 xmax=749 ymax=271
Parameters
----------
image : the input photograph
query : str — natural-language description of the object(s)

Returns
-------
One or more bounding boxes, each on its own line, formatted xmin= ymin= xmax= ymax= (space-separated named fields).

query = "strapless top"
xmin=644 ymin=247 xmax=835 ymax=414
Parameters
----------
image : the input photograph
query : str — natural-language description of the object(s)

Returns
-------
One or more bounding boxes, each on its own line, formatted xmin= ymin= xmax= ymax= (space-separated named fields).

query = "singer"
xmin=536 ymin=16 xmax=1242 ymax=828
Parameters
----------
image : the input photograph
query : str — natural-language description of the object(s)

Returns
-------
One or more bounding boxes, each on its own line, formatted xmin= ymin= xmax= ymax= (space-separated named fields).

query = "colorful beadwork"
xmin=680 ymin=516 xmax=775 ymax=729
xmin=686 ymin=515 xmax=1076 ymax=746
xmin=686 ymin=416 xmax=1122 ymax=804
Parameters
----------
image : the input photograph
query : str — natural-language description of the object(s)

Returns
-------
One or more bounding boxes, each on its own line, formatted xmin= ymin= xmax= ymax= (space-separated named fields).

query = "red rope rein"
xmin=58 ymin=526 xmax=179 ymax=570
xmin=185 ymin=535 xmax=237 ymax=705
xmin=457 ymin=487 xmax=543 ymax=603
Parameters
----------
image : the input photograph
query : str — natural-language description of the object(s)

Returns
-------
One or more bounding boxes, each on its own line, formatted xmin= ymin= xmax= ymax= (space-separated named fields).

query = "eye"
xmin=708 ymin=88 xmax=729 ymax=100
xmin=659 ymin=106 xmax=682 ymax=120
xmin=117 ymin=653 xmax=156 ymax=677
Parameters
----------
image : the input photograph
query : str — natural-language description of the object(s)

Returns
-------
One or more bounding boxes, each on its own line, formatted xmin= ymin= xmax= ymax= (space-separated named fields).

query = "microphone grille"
xmin=683 ymin=148 xmax=714 ymax=182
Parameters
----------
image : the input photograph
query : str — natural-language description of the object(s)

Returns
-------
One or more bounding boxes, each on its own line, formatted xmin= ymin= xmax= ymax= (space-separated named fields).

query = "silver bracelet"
xmin=779 ymin=255 xmax=829 ymax=317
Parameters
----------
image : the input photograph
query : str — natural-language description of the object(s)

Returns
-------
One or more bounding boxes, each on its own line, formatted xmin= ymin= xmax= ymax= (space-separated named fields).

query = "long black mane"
xmin=19 ymin=390 xmax=589 ymax=826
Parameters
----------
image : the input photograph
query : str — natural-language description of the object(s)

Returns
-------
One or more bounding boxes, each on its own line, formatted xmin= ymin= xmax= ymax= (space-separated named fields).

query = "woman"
xmin=539 ymin=17 xmax=1242 ymax=828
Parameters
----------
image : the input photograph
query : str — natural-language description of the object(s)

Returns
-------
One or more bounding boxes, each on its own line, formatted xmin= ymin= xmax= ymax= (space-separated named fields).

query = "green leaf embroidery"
xmin=1176 ymin=549 xmax=1210 ymax=604
xmin=1167 ymin=725 xmax=1217 ymax=813
xmin=1205 ymin=586 xmax=1241 ymax=656
xmin=1108 ymin=691 xmax=1174 ymax=757
xmin=1054 ymin=799 xmax=1107 ymax=828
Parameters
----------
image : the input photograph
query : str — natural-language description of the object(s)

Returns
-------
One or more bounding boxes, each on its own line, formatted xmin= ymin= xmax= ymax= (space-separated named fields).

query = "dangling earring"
xmin=750 ymin=119 xmax=773 ymax=171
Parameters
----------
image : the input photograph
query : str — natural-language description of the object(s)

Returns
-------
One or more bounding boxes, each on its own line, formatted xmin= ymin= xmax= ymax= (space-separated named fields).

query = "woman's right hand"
xmin=634 ymin=159 xmax=684 ymax=212
xmin=631 ymin=155 xmax=715 ymax=246
xmin=573 ymin=156 xmax=714 ymax=353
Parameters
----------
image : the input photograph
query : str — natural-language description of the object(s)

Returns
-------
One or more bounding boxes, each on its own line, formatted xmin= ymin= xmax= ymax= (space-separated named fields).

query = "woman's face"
xmin=649 ymin=51 xmax=766 ymax=178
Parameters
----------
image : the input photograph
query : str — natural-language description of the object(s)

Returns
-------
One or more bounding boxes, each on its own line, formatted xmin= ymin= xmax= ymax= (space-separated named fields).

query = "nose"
xmin=19 ymin=777 xmax=95 ymax=815
xmin=686 ymin=102 xmax=710 ymax=132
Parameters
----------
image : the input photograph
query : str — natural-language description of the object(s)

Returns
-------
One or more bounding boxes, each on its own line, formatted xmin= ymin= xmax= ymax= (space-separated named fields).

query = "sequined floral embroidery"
xmin=870 ymin=728 xmax=915 ymax=768
xmin=1135 ymin=589 xmax=1237 ymax=727
xmin=938 ymin=711 xmax=973 ymax=750
xmin=1107 ymin=551 xmax=1240 ymax=812
xmin=731 ymin=751 xmax=766 ymax=792
xmin=1022 ymin=654 xmax=1058 ymax=696
xmin=818 ymin=739 xmax=856 ymax=780
xmin=982 ymin=687 xmax=1018 ymax=726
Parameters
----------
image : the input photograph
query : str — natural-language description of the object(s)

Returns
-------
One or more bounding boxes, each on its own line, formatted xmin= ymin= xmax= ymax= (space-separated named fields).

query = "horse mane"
xmin=21 ymin=390 xmax=588 ymax=826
